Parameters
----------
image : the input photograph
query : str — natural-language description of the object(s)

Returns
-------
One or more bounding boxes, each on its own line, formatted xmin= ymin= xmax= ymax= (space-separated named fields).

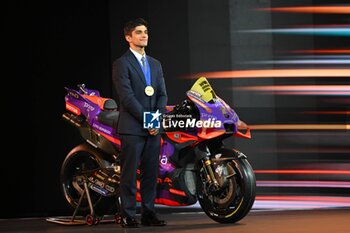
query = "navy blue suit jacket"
xmin=112 ymin=50 xmax=167 ymax=136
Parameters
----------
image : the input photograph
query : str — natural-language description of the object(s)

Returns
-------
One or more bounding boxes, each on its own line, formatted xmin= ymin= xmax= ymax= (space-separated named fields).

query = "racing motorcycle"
xmin=61 ymin=77 xmax=256 ymax=225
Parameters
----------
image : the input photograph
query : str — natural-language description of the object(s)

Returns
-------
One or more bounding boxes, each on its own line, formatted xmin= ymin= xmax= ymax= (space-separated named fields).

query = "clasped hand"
xmin=148 ymin=128 xmax=159 ymax=136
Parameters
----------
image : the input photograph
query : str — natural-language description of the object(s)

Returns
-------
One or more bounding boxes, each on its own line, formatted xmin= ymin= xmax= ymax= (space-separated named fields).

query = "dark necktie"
xmin=141 ymin=56 xmax=147 ymax=74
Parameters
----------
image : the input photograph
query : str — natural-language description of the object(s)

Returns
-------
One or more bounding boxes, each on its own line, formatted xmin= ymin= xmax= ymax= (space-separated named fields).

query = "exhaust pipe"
xmin=62 ymin=112 xmax=85 ymax=127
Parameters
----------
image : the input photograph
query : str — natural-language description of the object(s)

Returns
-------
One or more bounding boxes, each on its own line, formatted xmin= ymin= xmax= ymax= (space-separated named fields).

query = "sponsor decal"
xmin=66 ymin=102 xmax=80 ymax=115
xmin=95 ymin=179 xmax=105 ymax=188
xmin=68 ymin=91 xmax=79 ymax=99
xmin=160 ymin=155 xmax=168 ymax=165
xmin=92 ymin=123 xmax=111 ymax=134
xmin=105 ymin=185 xmax=115 ymax=193
xmin=95 ymin=173 xmax=105 ymax=180
xmin=83 ymin=102 xmax=95 ymax=112
xmin=89 ymin=184 xmax=107 ymax=196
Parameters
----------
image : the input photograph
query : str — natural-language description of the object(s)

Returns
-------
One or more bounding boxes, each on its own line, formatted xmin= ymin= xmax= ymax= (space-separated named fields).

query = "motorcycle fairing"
xmin=62 ymin=78 xmax=253 ymax=210
xmin=165 ymin=131 xmax=198 ymax=143
xmin=65 ymin=87 xmax=119 ymax=141
xmin=186 ymin=77 xmax=240 ymax=137
xmin=135 ymin=166 xmax=198 ymax=206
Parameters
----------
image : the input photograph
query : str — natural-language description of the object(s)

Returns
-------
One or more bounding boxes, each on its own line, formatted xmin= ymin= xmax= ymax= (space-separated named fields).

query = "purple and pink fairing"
xmin=64 ymin=82 xmax=249 ymax=206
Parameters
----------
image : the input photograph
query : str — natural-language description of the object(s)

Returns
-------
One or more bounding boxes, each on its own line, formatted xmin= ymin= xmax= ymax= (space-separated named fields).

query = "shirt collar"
xmin=129 ymin=48 xmax=146 ymax=63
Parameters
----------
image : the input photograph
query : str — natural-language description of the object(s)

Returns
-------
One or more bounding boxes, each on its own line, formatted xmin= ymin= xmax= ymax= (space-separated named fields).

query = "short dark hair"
xmin=123 ymin=18 xmax=148 ymax=36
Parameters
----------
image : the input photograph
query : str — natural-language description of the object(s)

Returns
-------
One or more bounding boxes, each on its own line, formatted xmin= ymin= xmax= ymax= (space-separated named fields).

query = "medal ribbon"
xmin=141 ymin=56 xmax=151 ymax=86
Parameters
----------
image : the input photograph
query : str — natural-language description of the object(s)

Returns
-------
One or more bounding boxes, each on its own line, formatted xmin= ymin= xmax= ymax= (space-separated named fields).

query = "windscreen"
xmin=187 ymin=77 xmax=217 ymax=103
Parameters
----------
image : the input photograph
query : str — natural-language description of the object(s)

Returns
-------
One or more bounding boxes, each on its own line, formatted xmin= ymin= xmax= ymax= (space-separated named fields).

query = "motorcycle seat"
xmin=103 ymin=99 xmax=118 ymax=111
xmin=98 ymin=110 xmax=119 ymax=128
xmin=83 ymin=95 xmax=119 ymax=128
xmin=95 ymin=98 xmax=119 ymax=128
xmin=83 ymin=95 xmax=118 ymax=111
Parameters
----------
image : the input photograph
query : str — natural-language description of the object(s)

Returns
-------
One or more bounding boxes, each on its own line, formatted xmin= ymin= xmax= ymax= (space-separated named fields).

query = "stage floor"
xmin=1 ymin=207 xmax=349 ymax=233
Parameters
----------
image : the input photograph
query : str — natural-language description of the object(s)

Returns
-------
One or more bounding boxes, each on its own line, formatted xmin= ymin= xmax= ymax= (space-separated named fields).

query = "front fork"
xmin=195 ymin=145 xmax=220 ymax=191
xmin=201 ymin=157 xmax=219 ymax=187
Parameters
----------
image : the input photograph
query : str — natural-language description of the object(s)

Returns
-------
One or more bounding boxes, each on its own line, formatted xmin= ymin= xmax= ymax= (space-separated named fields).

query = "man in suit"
xmin=112 ymin=18 xmax=167 ymax=228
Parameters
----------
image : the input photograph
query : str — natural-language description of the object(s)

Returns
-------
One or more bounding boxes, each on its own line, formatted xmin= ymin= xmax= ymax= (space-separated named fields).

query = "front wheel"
xmin=197 ymin=148 xmax=256 ymax=223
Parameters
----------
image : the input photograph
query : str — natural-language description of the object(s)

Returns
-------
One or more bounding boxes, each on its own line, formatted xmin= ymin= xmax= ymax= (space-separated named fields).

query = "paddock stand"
xmin=46 ymin=176 xmax=121 ymax=226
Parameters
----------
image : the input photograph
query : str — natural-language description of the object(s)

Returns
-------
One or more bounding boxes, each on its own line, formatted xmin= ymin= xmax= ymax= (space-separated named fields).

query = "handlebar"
xmin=77 ymin=84 xmax=88 ymax=94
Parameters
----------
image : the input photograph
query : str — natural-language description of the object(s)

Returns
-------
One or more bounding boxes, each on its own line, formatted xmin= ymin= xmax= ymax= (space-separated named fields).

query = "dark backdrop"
xmin=3 ymin=0 xmax=194 ymax=218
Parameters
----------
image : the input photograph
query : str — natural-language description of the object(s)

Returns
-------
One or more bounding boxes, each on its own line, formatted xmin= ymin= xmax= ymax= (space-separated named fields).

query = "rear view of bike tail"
xmin=55 ymin=84 xmax=121 ymax=225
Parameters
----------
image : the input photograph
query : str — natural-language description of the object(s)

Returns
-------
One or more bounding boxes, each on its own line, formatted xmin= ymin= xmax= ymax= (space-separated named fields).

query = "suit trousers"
xmin=119 ymin=134 xmax=161 ymax=218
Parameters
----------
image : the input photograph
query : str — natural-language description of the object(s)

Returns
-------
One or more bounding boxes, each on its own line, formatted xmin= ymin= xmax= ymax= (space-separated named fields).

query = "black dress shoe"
xmin=141 ymin=212 xmax=167 ymax=226
xmin=121 ymin=216 xmax=139 ymax=228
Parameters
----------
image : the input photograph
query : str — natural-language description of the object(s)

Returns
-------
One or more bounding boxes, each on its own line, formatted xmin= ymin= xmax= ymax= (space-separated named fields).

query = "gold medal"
xmin=145 ymin=86 xmax=154 ymax=96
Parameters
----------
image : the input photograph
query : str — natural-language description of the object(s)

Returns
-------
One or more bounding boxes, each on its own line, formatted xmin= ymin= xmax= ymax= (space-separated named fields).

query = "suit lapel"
xmin=125 ymin=50 xmax=146 ymax=86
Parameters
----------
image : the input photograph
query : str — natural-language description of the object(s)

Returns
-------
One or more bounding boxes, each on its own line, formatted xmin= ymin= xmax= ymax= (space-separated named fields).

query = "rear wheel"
xmin=197 ymin=148 xmax=256 ymax=223
xmin=60 ymin=143 xmax=117 ymax=216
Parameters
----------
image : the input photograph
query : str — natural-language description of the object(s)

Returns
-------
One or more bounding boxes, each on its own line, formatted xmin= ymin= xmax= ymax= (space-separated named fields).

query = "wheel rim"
xmin=213 ymin=164 xmax=237 ymax=207
xmin=61 ymin=151 xmax=104 ymax=211
xmin=198 ymin=161 xmax=244 ymax=217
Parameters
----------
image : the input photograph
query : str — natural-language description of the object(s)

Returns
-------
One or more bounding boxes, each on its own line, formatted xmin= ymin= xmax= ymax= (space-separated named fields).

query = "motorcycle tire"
xmin=60 ymin=143 xmax=117 ymax=216
xmin=197 ymin=148 xmax=256 ymax=223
